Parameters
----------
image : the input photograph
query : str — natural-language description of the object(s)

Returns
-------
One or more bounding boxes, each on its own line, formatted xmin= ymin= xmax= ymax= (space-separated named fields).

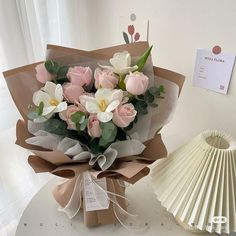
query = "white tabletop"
xmin=15 ymin=176 xmax=220 ymax=236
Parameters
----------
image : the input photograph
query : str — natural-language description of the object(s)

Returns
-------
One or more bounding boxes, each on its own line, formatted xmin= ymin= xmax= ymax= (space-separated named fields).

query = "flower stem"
xmin=118 ymin=75 xmax=126 ymax=90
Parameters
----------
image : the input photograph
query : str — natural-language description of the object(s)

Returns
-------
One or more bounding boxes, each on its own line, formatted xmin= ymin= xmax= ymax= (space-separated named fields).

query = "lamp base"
xmin=175 ymin=217 xmax=206 ymax=234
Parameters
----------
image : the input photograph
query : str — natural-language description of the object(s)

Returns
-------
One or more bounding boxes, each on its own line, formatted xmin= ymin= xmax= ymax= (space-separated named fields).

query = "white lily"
xmin=100 ymin=51 xmax=138 ymax=75
xmin=79 ymin=89 xmax=123 ymax=123
xmin=33 ymin=81 xmax=67 ymax=122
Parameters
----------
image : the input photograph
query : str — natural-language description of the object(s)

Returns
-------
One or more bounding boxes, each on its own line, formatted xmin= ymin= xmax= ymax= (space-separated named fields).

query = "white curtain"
xmin=0 ymin=0 xmax=81 ymax=87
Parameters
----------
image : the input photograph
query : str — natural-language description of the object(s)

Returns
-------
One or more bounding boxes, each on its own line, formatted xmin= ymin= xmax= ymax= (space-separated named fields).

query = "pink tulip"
xmin=134 ymin=32 xmax=140 ymax=42
xmin=87 ymin=114 xmax=102 ymax=138
xmin=63 ymin=83 xmax=84 ymax=103
xmin=94 ymin=68 xmax=119 ymax=89
xmin=128 ymin=25 xmax=135 ymax=35
xmin=35 ymin=63 xmax=54 ymax=84
xmin=124 ymin=72 xmax=149 ymax=95
xmin=67 ymin=66 xmax=92 ymax=87
xmin=112 ymin=103 xmax=137 ymax=128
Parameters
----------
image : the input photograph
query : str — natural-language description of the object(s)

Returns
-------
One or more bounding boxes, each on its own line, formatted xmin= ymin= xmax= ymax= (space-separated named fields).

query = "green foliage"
xmin=135 ymin=46 xmax=153 ymax=72
xmin=134 ymin=85 xmax=165 ymax=114
xmin=57 ymin=66 xmax=69 ymax=77
xmin=71 ymin=111 xmax=85 ymax=124
xmin=124 ymin=121 xmax=134 ymax=131
xmin=116 ymin=128 xmax=127 ymax=140
xmin=36 ymin=102 xmax=44 ymax=116
xmin=90 ymin=138 xmax=106 ymax=154
xmin=134 ymin=100 xmax=148 ymax=115
xmin=28 ymin=102 xmax=44 ymax=120
xmin=148 ymin=85 xmax=165 ymax=97
xmin=44 ymin=60 xmax=69 ymax=84
xmin=99 ymin=122 xmax=117 ymax=147
xmin=27 ymin=111 xmax=39 ymax=120
xmin=43 ymin=119 xmax=68 ymax=136
xmin=67 ymin=129 xmax=91 ymax=145
xmin=45 ymin=60 xmax=59 ymax=74
xmin=71 ymin=111 xmax=88 ymax=132
xmin=144 ymin=90 xmax=155 ymax=103
xmin=149 ymin=103 xmax=158 ymax=107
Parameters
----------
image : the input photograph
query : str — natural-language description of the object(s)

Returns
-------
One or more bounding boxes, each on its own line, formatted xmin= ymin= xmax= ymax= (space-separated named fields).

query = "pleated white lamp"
xmin=151 ymin=130 xmax=236 ymax=234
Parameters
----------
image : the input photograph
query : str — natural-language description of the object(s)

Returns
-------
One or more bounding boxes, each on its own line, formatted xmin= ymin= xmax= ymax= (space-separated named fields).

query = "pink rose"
xmin=59 ymin=105 xmax=81 ymax=130
xmin=35 ymin=63 xmax=54 ymax=84
xmin=112 ymin=103 xmax=137 ymax=128
xmin=94 ymin=68 xmax=118 ymax=89
xmin=124 ymin=72 xmax=149 ymax=95
xmin=87 ymin=115 xmax=102 ymax=138
xmin=63 ymin=83 xmax=84 ymax=103
xmin=67 ymin=66 xmax=92 ymax=87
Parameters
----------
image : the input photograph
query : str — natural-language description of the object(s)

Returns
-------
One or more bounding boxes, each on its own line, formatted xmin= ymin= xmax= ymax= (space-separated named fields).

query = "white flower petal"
xmin=43 ymin=81 xmax=57 ymax=97
xmin=106 ymin=100 xmax=120 ymax=113
xmin=33 ymin=90 xmax=50 ymax=106
xmin=97 ymin=112 xmax=113 ymax=123
xmin=54 ymin=102 xmax=67 ymax=113
xmin=111 ymin=89 xmax=123 ymax=103
xmin=120 ymin=65 xmax=138 ymax=74
xmin=98 ymin=64 xmax=115 ymax=72
xmin=42 ymin=106 xmax=55 ymax=116
xmin=85 ymin=101 xmax=100 ymax=113
xmin=79 ymin=95 xmax=95 ymax=107
xmin=95 ymin=88 xmax=112 ymax=101
xmin=55 ymin=84 xmax=63 ymax=102
xmin=125 ymin=52 xmax=131 ymax=67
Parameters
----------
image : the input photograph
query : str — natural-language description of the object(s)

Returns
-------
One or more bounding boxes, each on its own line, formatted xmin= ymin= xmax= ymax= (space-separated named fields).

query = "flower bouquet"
xmin=4 ymin=42 xmax=184 ymax=228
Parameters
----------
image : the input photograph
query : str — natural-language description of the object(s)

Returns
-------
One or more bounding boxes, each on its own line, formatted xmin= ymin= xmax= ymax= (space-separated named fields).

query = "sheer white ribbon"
xmin=57 ymin=171 xmax=149 ymax=232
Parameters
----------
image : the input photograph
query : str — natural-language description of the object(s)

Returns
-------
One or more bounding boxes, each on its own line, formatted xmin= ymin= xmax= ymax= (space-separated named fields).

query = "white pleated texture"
xmin=151 ymin=130 xmax=236 ymax=234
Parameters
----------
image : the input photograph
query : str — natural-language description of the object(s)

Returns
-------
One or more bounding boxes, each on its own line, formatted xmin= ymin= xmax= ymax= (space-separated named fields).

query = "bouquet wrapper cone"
xmin=3 ymin=42 xmax=185 ymax=227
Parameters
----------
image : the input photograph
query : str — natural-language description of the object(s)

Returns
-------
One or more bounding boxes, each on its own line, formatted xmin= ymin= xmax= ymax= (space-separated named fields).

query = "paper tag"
xmin=193 ymin=49 xmax=235 ymax=94
xmin=83 ymin=172 xmax=110 ymax=212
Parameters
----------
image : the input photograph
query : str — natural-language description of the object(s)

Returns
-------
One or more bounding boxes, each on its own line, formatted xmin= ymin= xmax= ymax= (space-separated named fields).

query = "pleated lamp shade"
xmin=151 ymin=130 xmax=236 ymax=234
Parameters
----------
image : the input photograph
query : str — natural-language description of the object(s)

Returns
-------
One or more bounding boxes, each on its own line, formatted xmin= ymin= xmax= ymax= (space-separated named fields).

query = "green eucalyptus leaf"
xmin=36 ymin=102 xmax=44 ymax=116
xmin=56 ymin=77 xmax=69 ymax=84
xmin=99 ymin=138 xmax=110 ymax=147
xmin=80 ymin=119 xmax=88 ymax=131
xmin=149 ymin=103 xmax=158 ymax=107
xmin=137 ymin=94 xmax=144 ymax=100
xmin=79 ymin=115 xmax=86 ymax=124
xmin=57 ymin=66 xmax=69 ymax=77
xmin=149 ymin=87 xmax=160 ymax=96
xmin=144 ymin=91 xmax=155 ymax=103
xmin=44 ymin=60 xmax=59 ymax=74
xmin=135 ymin=100 xmax=148 ymax=115
xmin=159 ymin=85 xmax=165 ymax=93
xmin=100 ymin=122 xmax=117 ymax=142
xmin=27 ymin=111 xmax=39 ymax=120
xmin=71 ymin=111 xmax=85 ymax=124
xmin=135 ymin=46 xmax=153 ymax=72
xmin=90 ymin=138 xmax=106 ymax=154
xmin=43 ymin=119 xmax=68 ymax=136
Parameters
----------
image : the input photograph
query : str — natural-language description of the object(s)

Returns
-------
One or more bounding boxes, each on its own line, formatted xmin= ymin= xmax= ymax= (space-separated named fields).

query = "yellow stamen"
xmin=49 ymin=98 xmax=59 ymax=106
xmin=99 ymin=99 xmax=107 ymax=112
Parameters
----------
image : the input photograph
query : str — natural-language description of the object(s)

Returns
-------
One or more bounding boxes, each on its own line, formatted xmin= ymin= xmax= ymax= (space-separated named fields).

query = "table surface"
xmin=15 ymin=176 xmax=223 ymax=236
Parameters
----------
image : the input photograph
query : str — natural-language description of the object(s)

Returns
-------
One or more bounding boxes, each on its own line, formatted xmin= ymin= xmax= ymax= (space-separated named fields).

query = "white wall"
xmin=78 ymin=0 xmax=236 ymax=152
